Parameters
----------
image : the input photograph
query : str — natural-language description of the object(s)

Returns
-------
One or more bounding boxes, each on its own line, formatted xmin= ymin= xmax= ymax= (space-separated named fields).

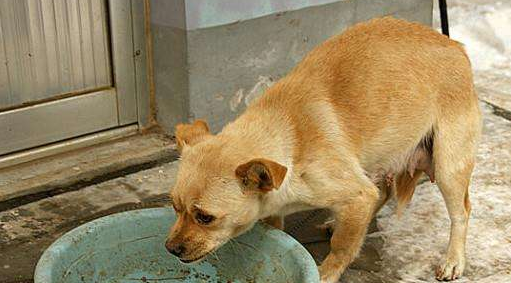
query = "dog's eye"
xmin=195 ymin=211 xmax=215 ymax=225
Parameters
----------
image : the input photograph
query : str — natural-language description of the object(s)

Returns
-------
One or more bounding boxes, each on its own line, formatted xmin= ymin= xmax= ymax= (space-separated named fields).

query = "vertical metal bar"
xmin=0 ymin=3 xmax=12 ymax=106
xmin=66 ymin=0 xmax=85 ymax=89
xmin=14 ymin=1 xmax=35 ymax=101
xmin=78 ymin=0 xmax=95 ymax=87
xmin=1 ymin=1 xmax=24 ymax=105
xmin=91 ymin=0 xmax=111 ymax=87
xmin=53 ymin=0 xmax=72 ymax=92
xmin=439 ymin=0 xmax=449 ymax=37
xmin=20 ymin=0 xmax=37 ymax=100
xmin=40 ymin=0 xmax=61 ymax=95
xmin=27 ymin=0 xmax=50 ymax=97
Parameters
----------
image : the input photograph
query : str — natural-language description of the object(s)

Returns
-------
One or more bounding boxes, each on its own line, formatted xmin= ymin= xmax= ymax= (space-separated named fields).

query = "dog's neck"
xmin=219 ymin=104 xmax=299 ymax=219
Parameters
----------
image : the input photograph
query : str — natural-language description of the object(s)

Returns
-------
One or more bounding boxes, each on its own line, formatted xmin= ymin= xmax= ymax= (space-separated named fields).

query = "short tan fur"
xmin=166 ymin=17 xmax=482 ymax=282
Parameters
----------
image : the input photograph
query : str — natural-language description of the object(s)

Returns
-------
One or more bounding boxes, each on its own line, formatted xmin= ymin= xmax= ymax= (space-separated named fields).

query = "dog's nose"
xmin=169 ymin=244 xmax=186 ymax=257
xmin=165 ymin=240 xmax=186 ymax=257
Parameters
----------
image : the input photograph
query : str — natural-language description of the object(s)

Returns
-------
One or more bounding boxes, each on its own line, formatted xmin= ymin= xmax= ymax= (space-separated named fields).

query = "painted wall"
xmin=151 ymin=0 xmax=434 ymax=133
xmin=184 ymin=0 xmax=343 ymax=29
xmin=151 ymin=0 xmax=344 ymax=29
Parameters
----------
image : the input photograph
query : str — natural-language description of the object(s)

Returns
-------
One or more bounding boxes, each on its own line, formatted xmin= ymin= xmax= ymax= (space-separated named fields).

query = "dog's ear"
xmin=235 ymin=158 xmax=287 ymax=192
xmin=175 ymin=120 xmax=211 ymax=152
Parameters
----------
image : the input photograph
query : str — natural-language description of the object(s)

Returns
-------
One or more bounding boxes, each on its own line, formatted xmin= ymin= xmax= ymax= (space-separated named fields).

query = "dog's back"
xmin=242 ymin=17 xmax=480 ymax=183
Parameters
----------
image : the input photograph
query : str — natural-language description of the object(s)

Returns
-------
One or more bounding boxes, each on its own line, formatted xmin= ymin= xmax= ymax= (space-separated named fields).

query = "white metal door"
xmin=0 ymin=0 xmax=140 ymax=156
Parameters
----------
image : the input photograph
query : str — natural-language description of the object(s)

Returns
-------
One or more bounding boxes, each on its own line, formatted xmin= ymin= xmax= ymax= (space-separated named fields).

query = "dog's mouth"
xmin=178 ymin=250 xmax=213 ymax=264
xmin=179 ymin=255 xmax=206 ymax=264
xmin=176 ymin=240 xmax=230 ymax=264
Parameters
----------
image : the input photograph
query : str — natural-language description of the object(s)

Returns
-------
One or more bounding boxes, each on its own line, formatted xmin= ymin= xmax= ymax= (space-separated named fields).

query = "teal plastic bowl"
xmin=35 ymin=208 xmax=319 ymax=283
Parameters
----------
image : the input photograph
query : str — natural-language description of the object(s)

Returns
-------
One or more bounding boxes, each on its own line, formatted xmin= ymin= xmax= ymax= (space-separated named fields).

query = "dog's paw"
xmin=320 ymin=278 xmax=337 ymax=283
xmin=318 ymin=265 xmax=340 ymax=283
xmin=435 ymin=257 xmax=465 ymax=281
xmin=318 ymin=254 xmax=347 ymax=283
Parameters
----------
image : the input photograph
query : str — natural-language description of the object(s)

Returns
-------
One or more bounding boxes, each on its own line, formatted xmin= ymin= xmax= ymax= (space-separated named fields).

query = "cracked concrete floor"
xmin=1 ymin=86 xmax=511 ymax=283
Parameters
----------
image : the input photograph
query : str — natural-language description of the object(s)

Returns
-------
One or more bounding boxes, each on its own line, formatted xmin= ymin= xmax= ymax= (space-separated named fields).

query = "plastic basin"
xmin=35 ymin=208 xmax=319 ymax=283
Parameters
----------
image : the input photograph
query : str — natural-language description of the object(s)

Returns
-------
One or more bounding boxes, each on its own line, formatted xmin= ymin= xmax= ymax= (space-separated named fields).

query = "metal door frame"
xmin=108 ymin=0 xmax=151 ymax=128
xmin=0 ymin=0 xmax=152 ymax=167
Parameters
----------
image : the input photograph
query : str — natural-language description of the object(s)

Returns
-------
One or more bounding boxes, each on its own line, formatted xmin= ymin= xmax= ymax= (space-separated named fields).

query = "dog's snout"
xmin=165 ymin=240 xmax=186 ymax=257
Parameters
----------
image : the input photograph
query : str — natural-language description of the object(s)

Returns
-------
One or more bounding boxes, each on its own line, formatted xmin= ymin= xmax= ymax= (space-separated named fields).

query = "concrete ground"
xmin=1 ymin=76 xmax=510 ymax=283
xmin=0 ymin=132 xmax=177 ymax=204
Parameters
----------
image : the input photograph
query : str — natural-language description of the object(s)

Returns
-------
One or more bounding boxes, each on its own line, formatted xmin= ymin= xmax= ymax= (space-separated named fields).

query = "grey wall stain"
xmin=244 ymin=76 xmax=275 ymax=107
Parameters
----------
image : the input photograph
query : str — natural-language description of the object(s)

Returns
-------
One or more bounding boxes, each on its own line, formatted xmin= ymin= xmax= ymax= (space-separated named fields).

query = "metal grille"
xmin=0 ymin=0 xmax=112 ymax=109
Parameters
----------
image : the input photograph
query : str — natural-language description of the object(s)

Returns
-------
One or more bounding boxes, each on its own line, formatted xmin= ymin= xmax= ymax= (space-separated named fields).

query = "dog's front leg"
xmin=318 ymin=183 xmax=379 ymax=283
xmin=262 ymin=215 xmax=284 ymax=230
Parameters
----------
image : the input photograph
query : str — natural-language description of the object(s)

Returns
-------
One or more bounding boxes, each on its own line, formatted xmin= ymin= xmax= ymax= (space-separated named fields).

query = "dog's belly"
xmin=363 ymin=134 xmax=435 ymax=185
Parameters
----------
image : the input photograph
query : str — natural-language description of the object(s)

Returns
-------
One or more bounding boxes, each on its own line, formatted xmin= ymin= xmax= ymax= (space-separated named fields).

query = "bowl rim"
xmin=34 ymin=207 xmax=320 ymax=283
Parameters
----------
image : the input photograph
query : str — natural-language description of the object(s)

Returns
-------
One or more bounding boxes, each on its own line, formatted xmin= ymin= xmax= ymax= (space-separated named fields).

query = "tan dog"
xmin=165 ymin=17 xmax=481 ymax=282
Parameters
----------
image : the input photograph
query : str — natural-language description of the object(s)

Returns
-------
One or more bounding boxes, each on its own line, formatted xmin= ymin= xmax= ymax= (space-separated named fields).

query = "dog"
xmin=165 ymin=17 xmax=481 ymax=282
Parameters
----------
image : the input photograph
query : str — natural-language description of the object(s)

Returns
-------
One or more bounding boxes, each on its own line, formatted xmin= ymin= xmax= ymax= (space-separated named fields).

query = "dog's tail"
xmin=395 ymin=171 xmax=423 ymax=216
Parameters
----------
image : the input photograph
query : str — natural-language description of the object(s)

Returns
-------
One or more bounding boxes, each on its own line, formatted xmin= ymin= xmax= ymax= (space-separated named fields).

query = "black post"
xmin=439 ymin=0 xmax=450 ymax=37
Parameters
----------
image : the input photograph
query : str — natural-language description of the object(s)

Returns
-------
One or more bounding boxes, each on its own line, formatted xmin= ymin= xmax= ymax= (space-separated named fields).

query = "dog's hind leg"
xmin=433 ymin=105 xmax=481 ymax=281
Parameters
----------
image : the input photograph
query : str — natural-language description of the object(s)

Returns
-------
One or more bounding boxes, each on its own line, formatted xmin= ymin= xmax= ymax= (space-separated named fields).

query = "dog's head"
xmin=165 ymin=120 xmax=287 ymax=263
